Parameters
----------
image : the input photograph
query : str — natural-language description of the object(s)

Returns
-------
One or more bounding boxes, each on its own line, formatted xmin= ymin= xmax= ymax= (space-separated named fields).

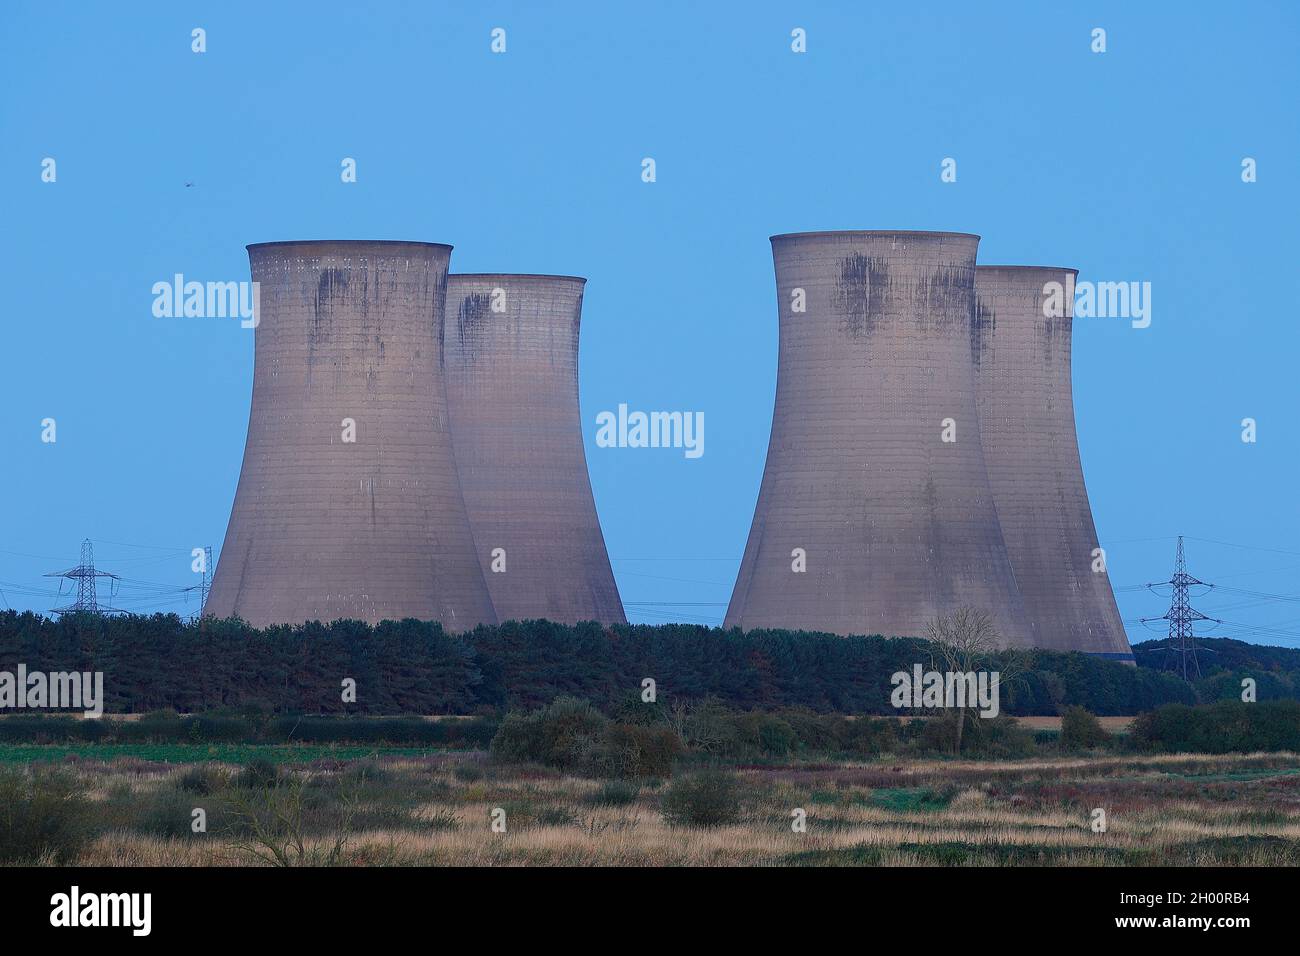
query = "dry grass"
xmin=24 ymin=749 xmax=1300 ymax=866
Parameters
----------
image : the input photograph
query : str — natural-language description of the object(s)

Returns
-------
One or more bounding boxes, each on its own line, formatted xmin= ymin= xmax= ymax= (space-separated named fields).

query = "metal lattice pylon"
xmin=1141 ymin=536 xmax=1218 ymax=681
xmin=44 ymin=539 xmax=123 ymax=616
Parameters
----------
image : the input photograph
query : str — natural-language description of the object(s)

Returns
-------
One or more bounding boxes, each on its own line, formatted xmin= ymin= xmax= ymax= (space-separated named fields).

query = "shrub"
xmin=588 ymin=781 xmax=641 ymax=806
xmin=962 ymin=715 xmax=1036 ymax=757
xmin=175 ymin=765 xmax=229 ymax=795
xmin=610 ymin=693 xmax=668 ymax=726
xmin=841 ymin=717 xmax=900 ymax=755
xmin=902 ymin=713 xmax=1035 ymax=757
xmin=119 ymin=711 xmax=186 ymax=742
xmin=187 ymin=714 xmax=253 ymax=743
xmin=774 ymin=710 xmax=843 ymax=752
xmin=490 ymin=697 xmax=608 ymax=770
xmin=908 ymin=714 xmax=960 ymax=754
xmin=758 ymin=716 xmax=797 ymax=756
xmin=493 ymin=698 xmax=683 ymax=778
xmin=1131 ymin=699 xmax=1300 ymax=753
xmin=535 ymin=806 xmax=578 ymax=827
xmin=592 ymin=723 xmax=684 ymax=778
xmin=234 ymin=758 xmax=281 ymax=789
xmin=138 ymin=789 xmax=203 ymax=839
xmin=660 ymin=770 xmax=744 ymax=827
xmin=1060 ymin=706 xmax=1109 ymax=750
xmin=0 ymin=767 xmax=93 ymax=863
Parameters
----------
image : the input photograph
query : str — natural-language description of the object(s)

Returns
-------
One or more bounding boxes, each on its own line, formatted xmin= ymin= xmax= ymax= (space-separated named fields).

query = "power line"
xmin=624 ymin=602 xmax=729 ymax=606
xmin=1184 ymin=536 xmax=1300 ymax=559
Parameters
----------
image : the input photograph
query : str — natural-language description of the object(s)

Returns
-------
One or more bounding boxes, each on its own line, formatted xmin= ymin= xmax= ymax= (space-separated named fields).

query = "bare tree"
xmin=919 ymin=607 xmax=1030 ymax=754
xmin=222 ymin=772 xmax=358 ymax=867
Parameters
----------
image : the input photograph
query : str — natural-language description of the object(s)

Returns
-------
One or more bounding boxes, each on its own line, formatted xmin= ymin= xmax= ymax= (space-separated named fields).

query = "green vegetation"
xmin=0 ymin=767 xmax=93 ymax=863
xmin=1131 ymin=699 xmax=1300 ymax=753
xmin=0 ymin=743 xmax=440 ymax=764
xmin=1059 ymin=706 xmax=1110 ymax=750
xmin=1133 ymin=637 xmax=1300 ymax=703
xmin=660 ymin=769 xmax=744 ymax=827
xmin=4 ymin=697 xmax=1300 ymax=764
xmin=0 ymin=712 xmax=496 ymax=747
xmin=0 ymin=609 xmax=1195 ymax=716
xmin=490 ymin=697 xmax=682 ymax=778
xmin=1 ymin=718 xmax=1298 ymax=865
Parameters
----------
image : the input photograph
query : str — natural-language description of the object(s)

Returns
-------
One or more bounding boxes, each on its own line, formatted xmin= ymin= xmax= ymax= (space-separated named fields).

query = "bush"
xmin=592 ymin=723 xmax=683 ymax=778
xmin=490 ymin=697 xmax=608 ymax=771
xmin=118 ymin=711 xmax=187 ymax=742
xmin=1131 ymin=699 xmax=1300 ymax=753
xmin=175 ymin=765 xmax=229 ymax=795
xmin=660 ymin=770 xmax=744 ymax=827
xmin=267 ymin=715 xmax=497 ymax=747
xmin=0 ymin=715 xmax=97 ymax=743
xmin=610 ymin=693 xmax=668 ymax=726
xmin=138 ymin=789 xmax=203 ymax=839
xmin=961 ymin=715 xmax=1036 ymax=757
xmin=841 ymin=716 xmax=900 ymax=755
xmin=1060 ymin=706 xmax=1109 ymax=750
xmin=588 ymin=781 xmax=641 ymax=806
xmin=339 ymin=759 xmax=390 ymax=786
xmin=187 ymin=714 xmax=254 ymax=743
xmin=758 ymin=716 xmax=797 ymax=756
xmin=535 ymin=806 xmax=578 ymax=827
xmin=492 ymin=698 xmax=683 ymax=778
xmin=234 ymin=758 xmax=281 ymax=789
xmin=902 ymin=713 xmax=1035 ymax=757
xmin=0 ymin=767 xmax=93 ymax=863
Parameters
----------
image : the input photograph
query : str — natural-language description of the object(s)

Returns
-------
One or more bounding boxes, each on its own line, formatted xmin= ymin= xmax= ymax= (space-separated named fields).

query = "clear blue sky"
xmin=2 ymin=1 xmax=1297 ymax=646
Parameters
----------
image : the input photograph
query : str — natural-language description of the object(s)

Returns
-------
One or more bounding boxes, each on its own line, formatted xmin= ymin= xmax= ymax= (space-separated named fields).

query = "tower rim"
xmin=769 ymin=229 xmax=981 ymax=243
xmin=245 ymin=239 xmax=453 ymax=253
xmin=450 ymin=273 xmax=587 ymax=283
xmin=978 ymin=265 xmax=1079 ymax=275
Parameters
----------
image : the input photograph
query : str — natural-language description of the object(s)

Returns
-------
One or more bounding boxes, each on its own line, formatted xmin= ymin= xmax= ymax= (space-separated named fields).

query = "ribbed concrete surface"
xmin=206 ymin=241 xmax=496 ymax=630
xmin=974 ymin=266 xmax=1131 ymax=658
xmin=725 ymin=231 xmax=1032 ymax=646
xmin=443 ymin=274 xmax=625 ymax=624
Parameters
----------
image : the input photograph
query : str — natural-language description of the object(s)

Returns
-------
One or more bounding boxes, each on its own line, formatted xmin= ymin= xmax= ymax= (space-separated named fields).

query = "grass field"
xmin=7 ymin=746 xmax=1300 ymax=866
xmin=0 ymin=744 xmax=437 ymax=764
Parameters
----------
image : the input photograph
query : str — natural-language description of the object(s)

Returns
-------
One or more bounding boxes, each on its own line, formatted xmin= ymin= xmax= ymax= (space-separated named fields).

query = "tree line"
xmin=0 ymin=610 xmax=1217 ymax=716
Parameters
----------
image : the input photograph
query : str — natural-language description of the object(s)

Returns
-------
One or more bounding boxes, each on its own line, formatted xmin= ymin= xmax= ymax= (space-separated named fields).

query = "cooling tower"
xmin=725 ymin=231 xmax=1032 ymax=646
xmin=974 ymin=267 xmax=1132 ymax=661
xmin=205 ymin=241 xmax=497 ymax=630
xmin=442 ymin=274 xmax=625 ymax=625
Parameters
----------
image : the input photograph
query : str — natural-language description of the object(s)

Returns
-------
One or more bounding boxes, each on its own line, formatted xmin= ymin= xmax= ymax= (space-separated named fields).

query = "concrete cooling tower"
xmin=725 ymin=230 xmax=1032 ymax=646
xmin=206 ymin=240 xmax=497 ymax=630
xmin=442 ymin=274 xmax=625 ymax=625
xmin=974 ymin=267 xmax=1132 ymax=661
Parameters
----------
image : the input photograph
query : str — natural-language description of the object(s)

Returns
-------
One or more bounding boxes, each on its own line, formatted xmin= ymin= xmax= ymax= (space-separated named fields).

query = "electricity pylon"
xmin=1141 ymin=536 xmax=1217 ymax=681
xmin=44 ymin=539 xmax=123 ymax=616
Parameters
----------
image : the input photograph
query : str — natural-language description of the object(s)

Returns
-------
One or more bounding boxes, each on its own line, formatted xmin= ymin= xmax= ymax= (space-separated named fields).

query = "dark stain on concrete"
xmin=455 ymin=292 xmax=494 ymax=365
xmin=973 ymin=298 xmax=995 ymax=369
xmin=835 ymin=254 xmax=890 ymax=339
